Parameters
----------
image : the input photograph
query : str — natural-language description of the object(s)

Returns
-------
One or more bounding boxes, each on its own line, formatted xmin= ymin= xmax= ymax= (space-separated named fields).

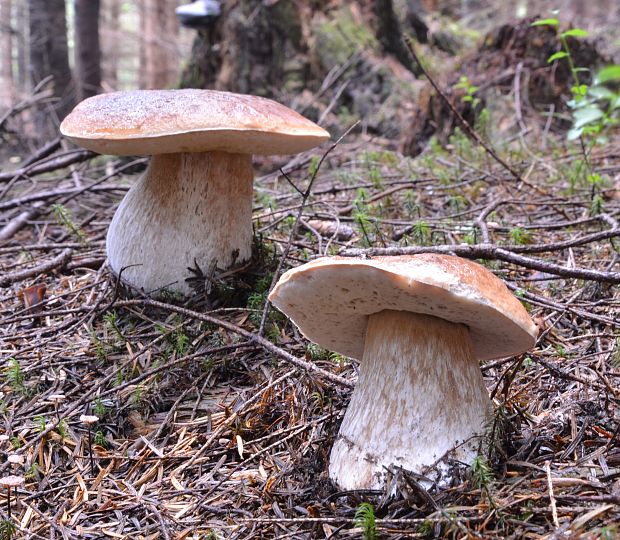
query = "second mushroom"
xmin=269 ymin=254 xmax=537 ymax=489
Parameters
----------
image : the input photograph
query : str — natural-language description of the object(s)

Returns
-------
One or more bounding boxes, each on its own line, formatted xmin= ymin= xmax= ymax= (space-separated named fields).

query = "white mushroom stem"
xmin=329 ymin=310 xmax=492 ymax=490
xmin=106 ymin=151 xmax=253 ymax=295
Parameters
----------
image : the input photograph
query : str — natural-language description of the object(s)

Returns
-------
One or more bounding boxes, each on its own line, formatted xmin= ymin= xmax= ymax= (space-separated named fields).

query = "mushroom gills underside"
xmin=329 ymin=309 xmax=492 ymax=490
xmin=106 ymin=151 xmax=254 ymax=296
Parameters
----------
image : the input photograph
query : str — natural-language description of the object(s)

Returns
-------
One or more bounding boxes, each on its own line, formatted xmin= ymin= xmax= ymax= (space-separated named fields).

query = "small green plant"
xmin=470 ymin=455 xmax=494 ymax=489
xmin=103 ymin=311 xmax=124 ymax=342
xmin=56 ymin=420 xmax=69 ymax=440
xmin=0 ymin=519 xmax=17 ymax=540
xmin=114 ymin=368 xmax=125 ymax=387
xmin=51 ymin=203 xmax=86 ymax=242
xmin=308 ymin=155 xmax=320 ymax=178
xmin=132 ymin=385 xmax=144 ymax=406
xmin=173 ymin=325 xmax=190 ymax=356
xmin=247 ymin=290 xmax=268 ymax=326
xmin=611 ymin=339 xmax=620 ymax=369
xmin=92 ymin=397 xmax=108 ymax=419
xmin=9 ymin=437 xmax=21 ymax=450
xmin=599 ymin=525 xmax=617 ymax=540
xmin=448 ymin=193 xmax=467 ymax=213
xmin=509 ymin=226 xmax=532 ymax=245
xmin=6 ymin=359 xmax=25 ymax=394
xmin=454 ymin=75 xmax=480 ymax=108
xmin=306 ymin=343 xmax=330 ymax=361
xmin=94 ymin=430 xmax=108 ymax=448
xmin=329 ymin=352 xmax=347 ymax=367
xmin=89 ymin=329 xmax=107 ymax=360
xmin=33 ymin=416 xmax=47 ymax=432
xmin=532 ymin=18 xmax=620 ymax=142
xmin=417 ymin=520 xmax=435 ymax=538
xmin=590 ymin=193 xmax=605 ymax=216
xmin=25 ymin=463 xmax=39 ymax=481
xmin=354 ymin=502 xmax=378 ymax=540
xmin=352 ymin=190 xmax=376 ymax=248
xmin=410 ymin=220 xmax=431 ymax=246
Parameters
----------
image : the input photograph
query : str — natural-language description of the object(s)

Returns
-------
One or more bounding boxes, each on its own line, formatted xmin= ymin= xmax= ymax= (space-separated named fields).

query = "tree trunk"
xmin=15 ymin=0 xmax=27 ymax=93
xmin=0 ymin=0 xmax=14 ymax=108
xmin=101 ymin=0 xmax=120 ymax=91
xmin=28 ymin=0 xmax=74 ymax=133
xmin=181 ymin=0 xmax=419 ymax=96
xmin=74 ymin=0 xmax=101 ymax=101
xmin=142 ymin=0 xmax=177 ymax=89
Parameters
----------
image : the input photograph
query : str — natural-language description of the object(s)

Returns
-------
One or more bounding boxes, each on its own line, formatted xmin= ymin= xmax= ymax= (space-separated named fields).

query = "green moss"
xmin=313 ymin=7 xmax=378 ymax=70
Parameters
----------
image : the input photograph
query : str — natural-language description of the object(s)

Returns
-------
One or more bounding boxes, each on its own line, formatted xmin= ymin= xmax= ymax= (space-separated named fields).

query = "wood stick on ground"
xmin=339 ymin=243 xmax=620 ymax=284
xmin=0 ymin=248 xmax=73 ymax=286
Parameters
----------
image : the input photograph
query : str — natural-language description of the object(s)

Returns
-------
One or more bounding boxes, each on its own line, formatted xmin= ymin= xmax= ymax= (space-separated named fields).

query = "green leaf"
xmin=560 ymin=28 xmax=589 ymax=38
xmin=595 ymin=65 xmax=620 ymax=84
xmin=567 ymin=127 xmax=583 ymax=140
xmin=547 ymin=51 xmax=568 ymax=63
xmin=572 ymin=106 xmax=604 ymax=129
xmin=589 ymin=86 xmax=615 ymax=100
xmin=571 ymin=84 xmax=589 ymax=97
xmin=531 ymin=18 xmax=559 ymax=28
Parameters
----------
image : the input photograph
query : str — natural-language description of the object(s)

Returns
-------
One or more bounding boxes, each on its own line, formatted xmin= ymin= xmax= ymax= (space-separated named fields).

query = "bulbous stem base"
xmin=329 ymin=310 xmax=492 ymax=490
xmin=106 ymin=151 xmax=253 ymax=296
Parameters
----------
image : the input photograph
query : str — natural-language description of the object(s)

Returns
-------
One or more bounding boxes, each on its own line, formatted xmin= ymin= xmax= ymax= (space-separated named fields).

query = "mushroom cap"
xmin=79 ymin=415 xmax=99 ymax=425
xmin=7 ymin=454 xmax=24 ymax=465
xmin=268 ymin=254 xmax=537 ymax=361
xmin=60 ymin=89 xmax=330 ymax=156
xmin=0 ymin=475 xmax=24 ymax=487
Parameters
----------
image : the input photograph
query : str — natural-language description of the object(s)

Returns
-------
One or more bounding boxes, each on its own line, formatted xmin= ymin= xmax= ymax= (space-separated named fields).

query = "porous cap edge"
xmin=268 ymin=254 xmax=537 ymax=361
xmin=60 ymin=89 xmax=330 ymax=156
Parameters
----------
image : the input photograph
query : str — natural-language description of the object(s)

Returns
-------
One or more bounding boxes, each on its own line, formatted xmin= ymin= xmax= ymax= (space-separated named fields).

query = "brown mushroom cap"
xmin=60 ymin=89 xmax=330 ymax=156
xmin=268 ymin=254 xmax=537 ymax=361
xmin=79 ymin=415 xmax=99 ymax=425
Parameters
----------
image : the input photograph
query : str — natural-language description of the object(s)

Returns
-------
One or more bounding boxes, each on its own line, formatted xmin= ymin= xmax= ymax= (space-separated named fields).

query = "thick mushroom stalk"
xmin=329 ymin=309 xmax=491 ymax=490
xmin=107 ymin=151 xmax=253 ymax=295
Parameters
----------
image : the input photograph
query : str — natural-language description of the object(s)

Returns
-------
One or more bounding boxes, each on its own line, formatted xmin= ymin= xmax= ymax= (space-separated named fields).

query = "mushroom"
xmin=6 ymin=455 xmax=23 ymax=470
xmin=48 ymin=393 xmax=66 ymax=421
xmin=60 ymin=89 xmax=329 ymax=296
xmin=268 ymin=254 xmax=537 ymax=489
xmin=0 ymin=475 xmax=24 ymax=518
xmin=80 ymin=415 xmax=99 ymax=474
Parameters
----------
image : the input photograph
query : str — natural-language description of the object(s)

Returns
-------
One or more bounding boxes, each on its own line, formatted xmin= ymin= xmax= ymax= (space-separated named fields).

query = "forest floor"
xmin=1 ymin=28 xmax=620 ymax=540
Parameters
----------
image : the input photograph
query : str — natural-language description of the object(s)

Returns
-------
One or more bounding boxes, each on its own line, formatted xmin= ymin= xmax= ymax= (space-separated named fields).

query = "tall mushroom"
xmin=268 ymin=254 xmax=537 ymax=490
xmin=60 ymin=89 xmax=329 ymax=296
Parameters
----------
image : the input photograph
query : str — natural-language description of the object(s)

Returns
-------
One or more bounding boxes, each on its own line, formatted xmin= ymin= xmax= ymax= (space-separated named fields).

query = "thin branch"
xmin=338 ymin=243 xmax=620 ymax=284
xmin=0 ymin=248 xmax=73 ymax=287
xmin=0 ymin=150 xmax=96 ymax=183
xmin=126 ymin=298 xmax=354 ymax=389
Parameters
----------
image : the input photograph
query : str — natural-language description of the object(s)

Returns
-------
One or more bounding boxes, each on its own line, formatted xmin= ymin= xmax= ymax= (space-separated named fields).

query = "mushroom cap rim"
xmin=268 ymin=254 xmax=538 ymax=362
